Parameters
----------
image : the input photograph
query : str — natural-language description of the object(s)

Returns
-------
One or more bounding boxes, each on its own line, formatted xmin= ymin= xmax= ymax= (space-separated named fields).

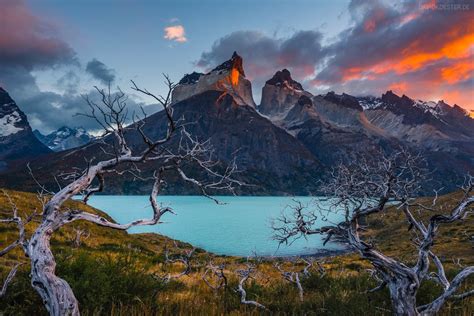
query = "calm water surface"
xmin=84 ymin=196 xmax=345 ymax=256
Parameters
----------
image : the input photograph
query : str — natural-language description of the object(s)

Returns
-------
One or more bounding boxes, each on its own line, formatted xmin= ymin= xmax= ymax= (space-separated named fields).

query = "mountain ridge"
xmin=34 ymin=126 xmax=94 ymax=152
xmin=0 ymin=53 xmax=472 ymax=195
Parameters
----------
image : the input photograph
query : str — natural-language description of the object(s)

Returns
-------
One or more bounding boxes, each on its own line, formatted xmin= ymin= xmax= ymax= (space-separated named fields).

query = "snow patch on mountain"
xmin=0 ymin=110 xmax=23 ymax=136
xmin=34 ymin=126 xmax=94 ymax=152
xmin=358 ymin=97 xmax=383 ymax=110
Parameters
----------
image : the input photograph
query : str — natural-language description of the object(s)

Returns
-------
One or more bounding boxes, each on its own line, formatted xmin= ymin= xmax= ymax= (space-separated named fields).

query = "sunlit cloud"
xmin=164 ymin=25 xmax=187 ymax=43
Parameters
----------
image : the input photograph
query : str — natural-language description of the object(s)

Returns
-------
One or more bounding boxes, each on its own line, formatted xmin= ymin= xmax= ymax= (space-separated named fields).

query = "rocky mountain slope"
xmin=0 ymin=55 xmax=319 ymax=194
xmin=258 ymin=69 xmax=473 ymax=192
xmin=0 ymin=54 xmax=473 ymax=195
xmin=34 ymin=126 xmax=94 ymax=152
xmin=0 ymin=87 xmax=51 ymax=171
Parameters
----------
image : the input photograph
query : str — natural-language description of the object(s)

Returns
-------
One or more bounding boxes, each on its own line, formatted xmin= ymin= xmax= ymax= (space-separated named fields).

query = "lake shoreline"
xmin=86 ymin=195 xmax=347 ymax=257
xmin=135 ymin=231 xmax=351 ymax=259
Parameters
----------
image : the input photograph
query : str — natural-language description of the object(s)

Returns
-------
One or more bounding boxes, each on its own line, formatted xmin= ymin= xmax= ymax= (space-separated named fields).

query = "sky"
xmin=0 ymin=0 xmax=473 ymax=133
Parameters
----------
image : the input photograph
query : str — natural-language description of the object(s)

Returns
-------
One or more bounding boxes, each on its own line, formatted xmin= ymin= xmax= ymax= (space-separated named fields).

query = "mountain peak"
xmin=381 ymin=90 xmax=401 ymax=103
xmin=35 ymin=126 xmax=93 ymax=152
xmin=266 ymin=69 xmax=303 ymax=91
xmin=210 ymin=51 xmax=245 ymax=77
xmin=323 ymin=91 xmax=362 ymax=111
xmin=0 ymin=88 xmax=51 ymax=168
xmin=178 ymin=72 xmax=204 ymax=85
xmin=172 ymin=51 xmax=255 ymax=107
xmin=259 ymin=70 xmax=312 ymax=117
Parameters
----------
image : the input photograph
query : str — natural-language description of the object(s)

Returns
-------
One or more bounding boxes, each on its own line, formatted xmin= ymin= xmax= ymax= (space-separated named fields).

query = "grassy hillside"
xmin=0 ymin=189 xmax=472 ymax=315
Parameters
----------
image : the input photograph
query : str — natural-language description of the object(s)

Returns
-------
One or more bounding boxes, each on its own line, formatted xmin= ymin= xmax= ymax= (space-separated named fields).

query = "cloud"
xmin=0 ymin=1 xmax=153 ymax=134
xmin=17 ymin=88 xmax=157 ymax=133
xmin=56 ymin=70 xmax=80 ymax=94
xmin=311 ymin=0 xmax=473 ymax=108
xmin=164 ymin=25 xmax=187 ymax=43
xmin=197 ymin=30 xmax=324 ymax=94
xmin=197 ymin=0 xmax=473 ymax=109
xmin=0 ymin=0 xmax=76 ymax=70
xmin=86 ymin=59 xmax=116 ymax=85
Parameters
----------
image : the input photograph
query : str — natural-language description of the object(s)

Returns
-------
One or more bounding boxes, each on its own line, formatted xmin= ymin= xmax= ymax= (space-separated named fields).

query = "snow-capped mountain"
xmin=1 ymin=55 xmax=473 ymax=195
xmin=0 ymin=87 xmax=51 ymax=170
xmin=257 ymin=70 xmax=473 ymax=193
xmin=358 ymin=91 xmax=471 ymax=120
xmin=34 ymin=126 xmax=94 ymax=152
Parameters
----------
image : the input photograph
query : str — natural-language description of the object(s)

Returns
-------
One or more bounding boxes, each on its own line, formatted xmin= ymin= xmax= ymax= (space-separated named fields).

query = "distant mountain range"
xmin=34 ymin=127 xmax=94 ymax=152
xmin=0 ymin=52 xmax=473 ymax=195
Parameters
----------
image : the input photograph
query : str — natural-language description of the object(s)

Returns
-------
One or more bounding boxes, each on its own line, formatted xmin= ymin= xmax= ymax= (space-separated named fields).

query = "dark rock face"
xmin=178 ymin=72 xmax=204 ymax=85
xmin=276 ymin=87 xmax=474 ymax=194
xmin=323 ymin=92 xmax=362 ymax=111
xmin=259 ymin=69 xmax=311 ymax=117
xmin=283 ymin=94 xmax=392 ymax=167
xmin=1 ymin=91 xmax=320 ymax=195
xmin=34 ymin=126 xmax=94 ymax=152
xmin=0 ymin=88 xmax=51 ymax=171
xmin=265 ymin=69 xmax=303 ymax=90
xmin=297 ymin=95 xmax=313 ymax=107
xmin=211 ymin=51 xmax=245 ymax=76
xmin=1 ymin=65 xmax=473 ymax=196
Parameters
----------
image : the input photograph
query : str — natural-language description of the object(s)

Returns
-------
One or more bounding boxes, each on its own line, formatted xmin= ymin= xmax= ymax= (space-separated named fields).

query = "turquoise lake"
xmin=85 ymin=196 xmax=346 ymax=256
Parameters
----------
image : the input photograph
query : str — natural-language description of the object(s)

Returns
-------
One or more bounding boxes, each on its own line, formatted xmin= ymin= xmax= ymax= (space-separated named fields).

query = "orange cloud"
xmin=388 ymin=82 xmax=408 ymax=94
xmin=164 ymin=25 xmax=187 ymax=43
xmin=441 ymin=60 xmax=474 ymax=84
xmin=331 ymin=12 xmax=473 ymax=110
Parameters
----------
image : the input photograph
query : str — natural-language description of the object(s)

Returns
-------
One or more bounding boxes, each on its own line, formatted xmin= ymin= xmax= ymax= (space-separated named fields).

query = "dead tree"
xmin=71 ymin=227 xmax=90 ymax=248
xmin=0 ymin=262 xmax=22 ymax=298
xmin=0 ymin=190 xmax=34 ymax=297
xmin=272 ymin=150 xmax=473 ymax=316
xmin=155 ymin=242 xmax=195 ymax=283
xmin=202 ymin=260 xmax=228 ymax=291
xmin=235 ymin=261 xmax=267 ymax=310
xmin=274 ymin=258 xmax=325 ymax=302
xmin=0 ymin=76 xmax=242 ymax=316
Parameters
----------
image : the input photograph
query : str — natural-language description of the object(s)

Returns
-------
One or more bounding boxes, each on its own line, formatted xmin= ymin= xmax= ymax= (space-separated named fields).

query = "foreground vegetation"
xmin=1 ymin=189 xmax=473 ymax=315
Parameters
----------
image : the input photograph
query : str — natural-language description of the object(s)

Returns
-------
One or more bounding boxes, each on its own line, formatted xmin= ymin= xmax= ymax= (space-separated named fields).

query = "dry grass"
xmin=0 ymin=189 xmax=472 ymax=315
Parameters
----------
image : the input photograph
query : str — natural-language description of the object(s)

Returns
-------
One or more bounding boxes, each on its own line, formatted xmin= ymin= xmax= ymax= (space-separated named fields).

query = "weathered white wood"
xmin=272 ymin=151 xmax=473 ymax=315
xmin=235 ymin=264 xmax=267 ymax=310
xmin=0 ymin=78 xmax=241 ymax=315
xmin=0 ymin=263 xmax=21 ymax=298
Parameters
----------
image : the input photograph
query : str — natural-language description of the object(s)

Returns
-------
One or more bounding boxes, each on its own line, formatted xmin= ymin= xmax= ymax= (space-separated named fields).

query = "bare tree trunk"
xmin=0 ymin=79 xmax=241 ymax=315
xmin=388 ymin=280 xmax=419 ymax=316
xmin=29 ymin=222 xmax=79 ymax=316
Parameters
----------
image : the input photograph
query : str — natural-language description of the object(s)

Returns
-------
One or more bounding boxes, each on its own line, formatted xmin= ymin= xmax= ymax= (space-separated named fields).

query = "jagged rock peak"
xmin=381 ymin=90 xmax=411 ymax=104
xmin=259 ymin=69 xmax=312 ymax=117
xmin=0 ymin=87 xmax=51 ymax=168
xmin=210 ymin=51 xmax=245 ymax=77
xmin=34 ymin=126 xmax=94 ymax=152
xmin=266 ymin=69 xmax=303 ymax=91
xmin=0 ymin=88 xmax=29 ymax=137
xmin=178 ymin=72 xmax=204 ymax=85
xmin=172 ymin=51 xmax=255 ymax=107
xmin=323 ymin=91 xmax=362 ymax=111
